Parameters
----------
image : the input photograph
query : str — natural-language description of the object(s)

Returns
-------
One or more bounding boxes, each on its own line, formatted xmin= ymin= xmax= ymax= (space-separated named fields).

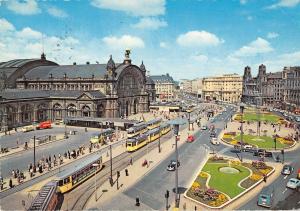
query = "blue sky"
xmin=0 ymin=0 xmax=300 ymax=80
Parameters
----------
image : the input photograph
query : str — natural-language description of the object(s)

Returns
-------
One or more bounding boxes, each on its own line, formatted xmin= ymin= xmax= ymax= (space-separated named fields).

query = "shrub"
xmin=230 ymin=140 xmax=238 ymax=145
xmin=260 ymin=169 xmax=271 ymax=175
xmin=192 ymin=181 xmax=201 ymax=189
xmin=199 ymin=172 xmax=208 ymax=178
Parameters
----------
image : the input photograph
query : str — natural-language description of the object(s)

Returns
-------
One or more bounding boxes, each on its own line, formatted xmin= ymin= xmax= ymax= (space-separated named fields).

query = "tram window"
xmin=64 ymin=177 xmax=70 ymax=184
xmin=72 ymin=175 xmax=76 ymax=180
xmin=58 ymin=180 xmax=63 ymax=186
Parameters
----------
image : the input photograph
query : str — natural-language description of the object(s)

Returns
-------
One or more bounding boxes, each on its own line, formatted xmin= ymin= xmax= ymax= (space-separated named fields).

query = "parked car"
xmin=242 ymin=144 xmax=253 ymax=152
xmin=210 ymin=132 xmax=216 ymax=138
xmin=210 ymin=137 xmax=220 ymax=145
xmin=167 ymin=160 xmax=180 ymax=171
xmin=36 ymin=120 xmax=52 ymax=130
xmin=257 ymin=186 xmax=274 ymax=208
xmin=281 ymin=165 xmax=294 ymax=175
xmin=286 ymin=178 xmax=300 ymax=190
xmin=186 ymin=135 xmax=195 ymax=143
xmin=201 ymin=125 xmax=208 ymax=130
xmin=22 ymin=125 xmax=35 ymax=133
xmin=253 ymin=149 xmax=272 ymax=157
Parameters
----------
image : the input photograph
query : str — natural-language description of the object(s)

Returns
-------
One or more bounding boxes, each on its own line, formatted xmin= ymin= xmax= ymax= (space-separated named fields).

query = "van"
xmin=257 ymin=186 xmax=274 ymax=208
xmin=211 ymin=137 xmax=219 ymax=145
xmin=22 ymin=125 xmax=34 ymax=132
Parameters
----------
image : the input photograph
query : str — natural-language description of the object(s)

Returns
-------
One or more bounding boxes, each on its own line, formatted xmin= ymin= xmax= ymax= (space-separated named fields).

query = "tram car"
xmin=146 ymin=118 xmax=162 ymax=130
xmin=54 ymin=153 xmax=103 ymax=193
xmin=160 ymin=123 xmax=171 ymax=135
xmin=146 ymin=128 xmax=161 ymax=142
xmin=127 ymin=122 xmax=148 ymax=138
xmin=126 ymin=134 xmax=148 ymax=152
xmin=90 ymin=128 xmax=115 ymax=144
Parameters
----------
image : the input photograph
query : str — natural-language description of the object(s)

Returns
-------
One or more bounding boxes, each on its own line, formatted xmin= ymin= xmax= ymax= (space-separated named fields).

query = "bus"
xmin=160 ymin=123 xmax=171 ymax=135
xmin=127 ymin=122 xmax=148 ymax=138
xmin=146 ymin=118 xmax=162 ymax=130
xmin=90 ymin=128 xmax=115 ymax=144
xmin=55 ymin=153 xmax=103 ymax=193
xmin=126 ymin=134 xmax=148 ymax=152
xmin=36 ymin=120 xmax=52 ymax=130
xmin=28 ymin=181 xmax=58 ymax=211
xmin=146 ymin=128 xmax=161 ymax=142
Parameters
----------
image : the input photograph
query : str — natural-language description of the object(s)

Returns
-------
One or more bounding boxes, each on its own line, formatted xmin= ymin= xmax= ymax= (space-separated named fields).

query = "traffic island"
xmin=185 ymin=156 xmax=274 ymax=209
xmin=222 ymin=132 xmax=295 ymax=150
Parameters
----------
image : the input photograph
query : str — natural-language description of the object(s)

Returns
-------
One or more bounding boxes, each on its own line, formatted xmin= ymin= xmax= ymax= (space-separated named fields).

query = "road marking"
xmin=284 ymin=175 xmax=288 ymax=180
xmin=282 ymin=188 xmax=287 ymax=194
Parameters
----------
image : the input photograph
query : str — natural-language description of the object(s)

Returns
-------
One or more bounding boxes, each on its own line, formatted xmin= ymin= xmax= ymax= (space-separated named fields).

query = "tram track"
xmin=67 ymin=128 xmax=180 ymax=210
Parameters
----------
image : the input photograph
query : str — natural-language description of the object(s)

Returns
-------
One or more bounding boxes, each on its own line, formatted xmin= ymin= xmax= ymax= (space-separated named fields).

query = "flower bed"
xmin=185 ymin=157 xmax=274 ymax=208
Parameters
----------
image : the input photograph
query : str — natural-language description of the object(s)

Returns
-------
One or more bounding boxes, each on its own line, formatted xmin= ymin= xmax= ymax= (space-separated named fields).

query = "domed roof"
xmin=106 ymin=55 xmax=115 ymax=70
xmin=140 ymin=61 xmax=146 ymax=72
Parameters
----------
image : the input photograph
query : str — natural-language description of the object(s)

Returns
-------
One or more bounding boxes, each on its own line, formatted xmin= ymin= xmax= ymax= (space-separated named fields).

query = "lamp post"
xmin=240 ymin=103 xmax=245 ymax=162
xmin=158 ymin=125 xmax=161 ymax=153
xmin=273 ymin=136 xmax=277 ymax=151
xmin=187 ymin=110 xmax=191 ymax=131
xmin=33 ymin=135 xmax=36 ymax=172
xmin=168 ymin=118 xmax=186 ymax=208
xmin=92 ymin=163 xmax=100 ymax=201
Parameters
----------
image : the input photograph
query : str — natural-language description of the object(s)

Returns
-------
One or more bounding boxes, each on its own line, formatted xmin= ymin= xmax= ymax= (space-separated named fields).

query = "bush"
xmin=199 ymin=172 xmax=208 ymax=178
xmin=192 ymin=181 xmax=201 ymax=189
xmin=250 ymin=173 xmax=263 ymax=181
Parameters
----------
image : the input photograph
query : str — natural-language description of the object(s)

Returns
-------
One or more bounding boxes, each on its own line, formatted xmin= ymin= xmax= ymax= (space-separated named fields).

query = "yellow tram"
xmin=160 ymin=123 xmax=171 ymax=135
xmin=126 ymin=134 xmax=148 ymax=152
xmin=90 ymin=128 xmax=114 ymax=144
xmin=147 ymin=128 xmax=161 ymax=142
xmin=54 ymin=154 xmax=103 ymax=193
xmin=127 ymin=122 xmax=148 ymax=138
xmin=146 ymin=118 xmax=162 ymax=130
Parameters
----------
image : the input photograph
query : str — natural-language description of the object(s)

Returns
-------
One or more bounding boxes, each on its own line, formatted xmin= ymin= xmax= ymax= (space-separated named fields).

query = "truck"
xmin=36 ymin=121 xmax=52 ymax=130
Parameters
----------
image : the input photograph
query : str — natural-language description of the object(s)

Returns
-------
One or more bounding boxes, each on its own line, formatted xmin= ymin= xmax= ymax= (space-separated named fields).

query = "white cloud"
xmin=267 ymin=32 xmax=279 ymax=39
xmin=176 ymin=30 xmax=223 ymax=47
xmin=6 ymin=0 xmax=41 ymax=15
xmin=233 ymin=37 xmax=274 ymax=57
xmin=191 ymin=54 xmax=208 ymax=63
xmin=263 ymin=51 xmax=300 ymax=70
xmin=159 ymin=42 xmax=167 ymax=48
xmin=47 ymin=7 xmax=68 ymax=18
xmin=91 ymin=0 xmax=165 ymax=16
xmin=17 ymin=27 xmax=42 ymax=39
xmin=102 ymin=35 xmax=145 ymax=50
xmin=0 ymin=18 xmax=15 ymax=32
xmin=131 ymin=17 xmax=167 ymax=30
xmin=267 ymin=0 xmax=300 ymax=9
xmin=240 ymin=0 xmax=247 ymax=5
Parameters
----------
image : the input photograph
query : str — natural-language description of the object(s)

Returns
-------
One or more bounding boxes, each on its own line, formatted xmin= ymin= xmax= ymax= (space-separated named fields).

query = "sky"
xmin=0 ymin=0 xmax=300 ymax=80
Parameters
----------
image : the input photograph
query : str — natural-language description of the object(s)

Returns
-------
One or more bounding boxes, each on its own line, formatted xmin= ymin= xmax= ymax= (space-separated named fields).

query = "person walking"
xmin=9 ymin=178 xmax=13 ymax=188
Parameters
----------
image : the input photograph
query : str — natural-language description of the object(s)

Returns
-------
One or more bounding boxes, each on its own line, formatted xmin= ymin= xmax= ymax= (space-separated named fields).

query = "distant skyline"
xmin=0 ymin=0 xmax=300 ymax=80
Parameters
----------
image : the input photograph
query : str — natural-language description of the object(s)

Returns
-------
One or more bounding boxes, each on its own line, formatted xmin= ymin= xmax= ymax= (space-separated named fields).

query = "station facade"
xmin=0 ymin=51 xmax=151 ymax=131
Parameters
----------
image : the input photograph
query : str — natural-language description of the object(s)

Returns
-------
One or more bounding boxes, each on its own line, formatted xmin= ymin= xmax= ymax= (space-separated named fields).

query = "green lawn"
xmin=235 ymin=134 xmax=286 ymax=149
xmin=243 ymin=112 xmax=280 ymax=123
xmin=202 ymin=163 xmax=250 ymax=198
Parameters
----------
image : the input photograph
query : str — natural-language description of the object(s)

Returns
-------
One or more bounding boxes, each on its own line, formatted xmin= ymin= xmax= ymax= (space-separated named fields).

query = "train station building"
xmin=0 ymin=51 xmax=152 ymax=131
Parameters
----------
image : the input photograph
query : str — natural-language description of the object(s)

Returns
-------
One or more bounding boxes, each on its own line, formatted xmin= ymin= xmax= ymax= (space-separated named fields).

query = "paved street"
xmin=0 ymin=127 xmax=96 ymax=178
xmin=90 ymin=106 xmax=235 ymax=210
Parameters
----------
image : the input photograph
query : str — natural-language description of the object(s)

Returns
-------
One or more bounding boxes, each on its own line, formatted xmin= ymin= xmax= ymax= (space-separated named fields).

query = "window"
xmin=58 ymin=180 xmax=63 ymax=186
xmin=64 ymin=177 xmax=70 ymax=184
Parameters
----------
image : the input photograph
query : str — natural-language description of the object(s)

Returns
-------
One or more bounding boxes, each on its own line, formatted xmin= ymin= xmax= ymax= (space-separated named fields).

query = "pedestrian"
xmin=9 ymin=178 xmax=13 ymax=188
xmin=129 ymin=157 xmax=133 ymax=165
xmin=263 ymin=174 xmax=267 ymax=183
xmin=125 ymin=169 xmax=129 ymax=176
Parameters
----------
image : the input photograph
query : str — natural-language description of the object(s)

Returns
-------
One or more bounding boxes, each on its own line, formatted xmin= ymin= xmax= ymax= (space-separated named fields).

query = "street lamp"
xmin=168 ymin=118 xmax=187 ymax=208
xmin=92 ymin=163 xmax=100 ymax=201
xmin=273 ymin=135 xmax=277 ymax=151
xmin=186 ymin=109 xmax=191 ymax=131
xmin=240 ymin=103 xmax=245 ymax=162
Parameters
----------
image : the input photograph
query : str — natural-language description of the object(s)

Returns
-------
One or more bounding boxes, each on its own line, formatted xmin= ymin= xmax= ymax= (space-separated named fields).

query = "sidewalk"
xmin=85 ymin=118 xmax=209 ymax=210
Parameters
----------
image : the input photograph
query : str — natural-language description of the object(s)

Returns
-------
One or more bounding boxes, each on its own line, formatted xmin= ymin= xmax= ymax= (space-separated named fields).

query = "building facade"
xmin=0 ymin=51 xmax=151 ymax=131
xmin=241 ymin=64 xmax=300 ymax=110
xmin=202 ymin=74 xmax=242 ymax=103
xmin=180 ymin=79 xmax=192 ymax=94
xmin=150 ymin=74 xmax=176 ymax=102
xmin=191 ymin=78 xmax=203 ymax=98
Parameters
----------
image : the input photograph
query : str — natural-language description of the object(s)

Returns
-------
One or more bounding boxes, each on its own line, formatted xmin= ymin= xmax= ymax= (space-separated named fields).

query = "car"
xmin=210 ymin=132 xmax=216 ymax=138
xmin=281 ymin=165 xmax=294 ymax=175
xmin=257 ymin=186 xmax=274 ymax=208
xmin=242 ymin=144 xmax=253 ymax=152
xmin=297 ymin=169 xmax=300 ymax=179
xmin=210 ymin=137 xmax=219 ymax=145
xmin=253 ymin=149 xmax=272 ymax=157
xmin=186 ymin=135 xmax=195 ymax=143
xmin=167 ymin=160 xmax=180 ymax=171
xmin=201 ymin=125 xmax=208 ymax=130
xmin=286 ymin=178 xmax=300 ymax=190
